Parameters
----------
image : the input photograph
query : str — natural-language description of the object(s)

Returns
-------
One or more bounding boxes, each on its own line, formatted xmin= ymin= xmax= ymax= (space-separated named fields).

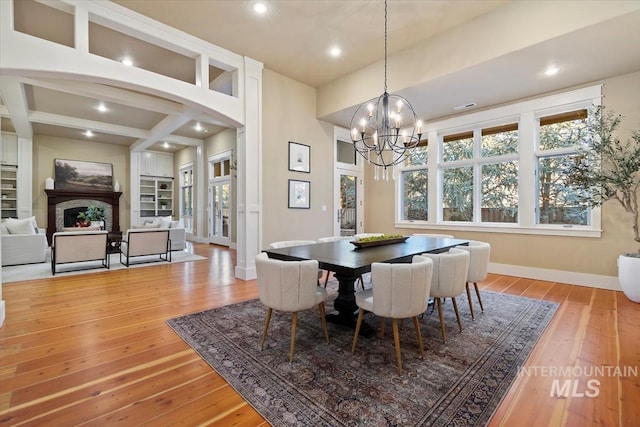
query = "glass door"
xmin=335 ymin=171 xmax=363 ymax=237
xmin=209 ymin=179 xmax=231 ymax=246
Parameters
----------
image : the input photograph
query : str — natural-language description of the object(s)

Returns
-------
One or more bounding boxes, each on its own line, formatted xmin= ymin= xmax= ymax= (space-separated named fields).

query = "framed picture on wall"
xmin=288 ymin=179 xmax=310 ymax=209
xmin=54 ymin=159 xmax=113 ymax=192
xmin=288 ymin=141 xmax=310 ymax=173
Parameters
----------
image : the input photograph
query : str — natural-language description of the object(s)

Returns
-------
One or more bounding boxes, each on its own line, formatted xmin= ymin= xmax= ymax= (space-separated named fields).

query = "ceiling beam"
xmin=19 ymin=77 xmax=184 ymax=116
xmin=0 ymin=77 xmax=33 ymax=138
xmin=29 ymin=110 xmax=149 ymax=138
xmin=130 ymin=109 xmax=200 ymax=152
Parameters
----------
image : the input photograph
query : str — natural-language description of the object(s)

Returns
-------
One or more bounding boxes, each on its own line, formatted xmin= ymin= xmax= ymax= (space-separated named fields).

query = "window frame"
xmin=395 ymin=85 xmax=602 ymax=238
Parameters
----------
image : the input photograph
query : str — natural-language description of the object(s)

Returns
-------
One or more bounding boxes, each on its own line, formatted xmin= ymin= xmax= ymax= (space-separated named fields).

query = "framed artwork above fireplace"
xmin=54 ymin=159 xmax=113 ymax=192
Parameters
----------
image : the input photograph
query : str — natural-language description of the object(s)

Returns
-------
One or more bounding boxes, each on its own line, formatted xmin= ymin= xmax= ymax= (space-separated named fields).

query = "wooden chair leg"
xmin=351 ymin=309 xmax=365 ymax=353
xmin=436 ymin=298 xmax=446 ymax=342
xmin=451 ymin=297 xmax=462 ymax=333
xmin=289 ymin=312 xmax=298 ymax=362
xmin=318 ymin=303 xmax=329 ymax=343
xmin=474 ymin=282 xmax=484 ymax=312
xmin=323 ymin=271 xmax=331 ymax=288
xmin=466 ymin=283 xmax=475 ymax=320
xmin=261 ymin=307 xmax=272 ymax=350
xmin=392 ymin=318 xmax=402 ymax=374
xmin=412 ymin=316 xmax=425 ymax=358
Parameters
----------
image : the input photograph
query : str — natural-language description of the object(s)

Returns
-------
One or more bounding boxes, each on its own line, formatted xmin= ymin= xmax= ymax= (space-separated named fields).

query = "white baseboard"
xmin=489 ymin=263 xmax=621 ymax=291
xmin=0 ymin=300 xmax=5 ymax=327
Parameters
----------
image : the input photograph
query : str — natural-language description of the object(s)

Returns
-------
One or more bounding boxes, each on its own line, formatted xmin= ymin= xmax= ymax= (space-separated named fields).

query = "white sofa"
xmin=1 ymin=219 xmax=48 ymax=266
xmin=135 ymin=216 xmax=186 ymax=251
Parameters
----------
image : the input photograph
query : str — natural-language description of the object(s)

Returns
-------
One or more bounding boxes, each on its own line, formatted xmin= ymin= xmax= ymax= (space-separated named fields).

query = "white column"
xmin=235 ymin=57 xmax=263 ymax=280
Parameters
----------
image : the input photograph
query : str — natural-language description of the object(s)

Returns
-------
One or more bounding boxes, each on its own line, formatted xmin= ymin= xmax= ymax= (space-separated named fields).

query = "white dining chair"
xmin=255 ymin=252 xmax=329 ymax=362
xmin=420 ymin=248 xmax=470 ymax=342
xmin=351 ymin=255 xmax=433 ymax=374
xmin=456 ymin=240 xmax=491 ymax=319
xmin=269 ymin=240 xmax=317 ymax=249
xmin=412 ymin=233 xmax=455 ymax=239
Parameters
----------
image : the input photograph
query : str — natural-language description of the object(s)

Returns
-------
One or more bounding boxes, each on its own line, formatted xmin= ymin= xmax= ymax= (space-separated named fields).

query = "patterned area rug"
xmin=167 ymin=286 xmax=558 ymax=426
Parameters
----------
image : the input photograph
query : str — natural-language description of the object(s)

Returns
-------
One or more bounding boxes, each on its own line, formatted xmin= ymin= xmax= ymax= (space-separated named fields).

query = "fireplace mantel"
xmin=45 ymin=189 xmax=122 ymax=243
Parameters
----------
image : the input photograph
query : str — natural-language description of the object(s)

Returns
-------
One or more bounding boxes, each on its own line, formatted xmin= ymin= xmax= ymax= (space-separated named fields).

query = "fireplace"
xmin=45 ymin=189 xmax=122 ymax=243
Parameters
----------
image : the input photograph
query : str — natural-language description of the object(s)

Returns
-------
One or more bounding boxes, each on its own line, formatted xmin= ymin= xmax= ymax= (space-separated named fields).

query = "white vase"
xmin=45 ymin=177 xmax=54 ymax=190
xmin=114 ymin=180 xmax=120 ymax=191
xmin=618 ymin=254 xmax=640 ymax=303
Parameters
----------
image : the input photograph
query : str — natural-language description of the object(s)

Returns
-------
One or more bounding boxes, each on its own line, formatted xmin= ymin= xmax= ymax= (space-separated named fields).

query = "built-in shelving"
xmin=139 ymin=177 xmax=173 ymax=217
xmin=1 ymin=166 xmax=18 ymax=219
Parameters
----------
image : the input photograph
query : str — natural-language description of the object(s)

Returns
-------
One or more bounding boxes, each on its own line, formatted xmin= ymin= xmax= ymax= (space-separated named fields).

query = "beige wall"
xmin=32 ymin=135 xmax=130 ymax=231
xmin=262 ymin=68 xmax=334 ymax=248
xmin=364 ymin=71 xmax=640 ymax=278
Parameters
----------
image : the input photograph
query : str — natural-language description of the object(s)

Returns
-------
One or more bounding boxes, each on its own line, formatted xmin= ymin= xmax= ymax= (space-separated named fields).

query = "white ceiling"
xmin=1 ymin=0 xmax=639 ymax=151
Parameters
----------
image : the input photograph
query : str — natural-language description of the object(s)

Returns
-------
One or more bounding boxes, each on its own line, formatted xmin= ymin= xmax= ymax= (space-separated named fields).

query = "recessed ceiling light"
xmin=544 ymin=66 xmax=559 ymax=76
xmin=329 ymin=46 xmax=342 ymax=57
xmin=121 ymin=57 xmax=133 ymax=67
xmin=163 ymin=141 xmax=170 ymax=149
xmin=85 ymin=130 xmax=94 ymax=137
xmin=252 ymin=1 xmax=268 ymax=15
xmin=194 ymin=122 xmax=203 ymax=131
xmin=97 ymin=103 xmax=107 ymax=113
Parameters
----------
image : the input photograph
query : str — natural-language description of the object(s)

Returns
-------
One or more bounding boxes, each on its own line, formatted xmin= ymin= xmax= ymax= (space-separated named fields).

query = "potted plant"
xmin=77 ymin=204 xmax=106 ymax=229
xmin=564 ymin=106 xmax=640 ymax=302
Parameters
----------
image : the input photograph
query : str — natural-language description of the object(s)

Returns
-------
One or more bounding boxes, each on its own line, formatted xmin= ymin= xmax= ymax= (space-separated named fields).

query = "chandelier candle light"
xmin=350 ymin=0 xmax=423 ymax=180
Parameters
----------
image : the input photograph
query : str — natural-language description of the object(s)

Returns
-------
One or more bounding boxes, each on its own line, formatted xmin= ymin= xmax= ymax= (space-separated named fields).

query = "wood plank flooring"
xmin=1 ymin=243 xmax=638 ymax=426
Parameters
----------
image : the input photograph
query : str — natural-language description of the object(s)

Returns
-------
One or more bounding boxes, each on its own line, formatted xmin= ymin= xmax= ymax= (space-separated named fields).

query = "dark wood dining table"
xmin=264 ymin=236 xmax=469 ymax=337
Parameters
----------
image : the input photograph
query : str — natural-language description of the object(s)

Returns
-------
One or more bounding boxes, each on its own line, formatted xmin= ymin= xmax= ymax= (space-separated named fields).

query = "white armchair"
xmin=255 ymin=252 xmax=329 ymax=362
xmin=51 ymin=230 xmax=109 ymax=275
xmin=1 ymin=220 xmax=48 ymax=266
xmin=352 ymin=255 xmax=433 ymax=374
xmin=120 ymin=229 xmax=171 ymax=266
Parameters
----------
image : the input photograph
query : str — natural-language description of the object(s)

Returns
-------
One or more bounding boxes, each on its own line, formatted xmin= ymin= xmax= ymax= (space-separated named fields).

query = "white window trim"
xmin=395 ymin=84 xmax=602 ymax=238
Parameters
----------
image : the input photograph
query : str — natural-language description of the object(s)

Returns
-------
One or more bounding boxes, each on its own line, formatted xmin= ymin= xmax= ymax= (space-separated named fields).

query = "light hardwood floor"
xmin=0 ymin=243 xmax=638 ymax=426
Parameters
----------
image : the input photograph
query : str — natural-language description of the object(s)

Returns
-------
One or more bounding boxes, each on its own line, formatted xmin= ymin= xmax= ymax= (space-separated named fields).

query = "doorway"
xmin=209 ymin=179 xmax=231 ymax=246
xmin=333 ymin=127 xmax=364 ymax=237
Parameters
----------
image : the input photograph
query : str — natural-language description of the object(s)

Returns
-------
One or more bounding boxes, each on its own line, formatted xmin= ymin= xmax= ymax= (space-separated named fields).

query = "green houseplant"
xmin=564 ymin=105 xmax=640 ymax=302
xmin=77 ymin=204 xmax=105 ymax=228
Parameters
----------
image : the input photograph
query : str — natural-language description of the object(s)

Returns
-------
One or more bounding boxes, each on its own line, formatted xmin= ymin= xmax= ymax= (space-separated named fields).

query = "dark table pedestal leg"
xmin=326 ymin=273 xmax=375 ymax=338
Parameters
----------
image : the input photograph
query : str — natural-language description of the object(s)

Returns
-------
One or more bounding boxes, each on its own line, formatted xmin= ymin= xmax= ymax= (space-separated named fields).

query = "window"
xmin=395 ymin=84 xmax=601 ymax=237
xmin=536 ymin=110 xmax=589 ymax=225
xmin=440 ymin=124 xmax=519 ymax=223
xmin=180 ymin=165 xmax=193 ymax=232
xmin=400 ymin=143 xmax=428 ymax=221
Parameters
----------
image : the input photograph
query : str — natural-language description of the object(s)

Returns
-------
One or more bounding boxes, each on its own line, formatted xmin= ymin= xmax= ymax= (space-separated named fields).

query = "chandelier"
xmin=350 ymin=0 xmax=422 ymax=180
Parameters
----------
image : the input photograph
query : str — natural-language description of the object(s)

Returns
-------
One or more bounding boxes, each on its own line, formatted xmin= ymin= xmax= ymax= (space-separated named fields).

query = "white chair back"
xmin=317 ymin=236 xmax=351 ymax=243
xmin=126 ymin=229 xmax=170 ymax=257
xmin=370 ymin=255 xmax=433 ymax=318
xmin=255 ymin=252 xmax=320 ymax=312
xmin=457 ymin=241 xmax=490 ymax=283
xmin=269 ymin=240 xmax=316 ymax=249
xmin=421 ymin=248 xmax=469 ymax=298
xmin=412 ymin=233 xmax=454 ymax=239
